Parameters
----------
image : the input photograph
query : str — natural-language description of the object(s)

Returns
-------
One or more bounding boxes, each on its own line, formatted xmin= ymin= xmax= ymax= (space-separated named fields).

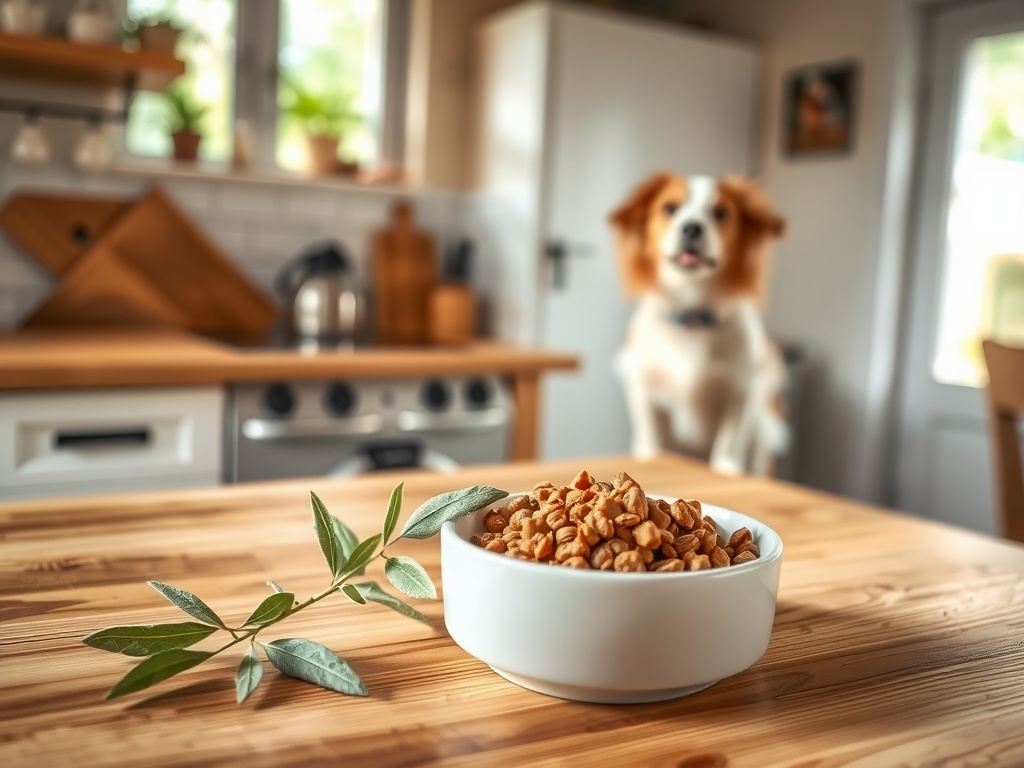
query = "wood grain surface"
xmin=3 ymin=456 xmax=1024 ymax=767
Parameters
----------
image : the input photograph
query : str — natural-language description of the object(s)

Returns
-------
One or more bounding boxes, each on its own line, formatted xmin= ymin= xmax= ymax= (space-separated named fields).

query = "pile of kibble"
xmin=470 ymin=470 xmax=759 ymax=572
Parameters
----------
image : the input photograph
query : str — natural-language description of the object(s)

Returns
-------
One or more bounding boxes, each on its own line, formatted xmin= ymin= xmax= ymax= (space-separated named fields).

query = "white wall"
xmin=674 ymin=0 xmax=915 ymax=500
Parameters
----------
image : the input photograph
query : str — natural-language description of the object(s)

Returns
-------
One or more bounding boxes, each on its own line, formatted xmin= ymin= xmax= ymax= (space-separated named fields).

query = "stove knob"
xmin=465 ymin=378 xmax=491 ymax=408
xmin=326 ymin=382 xmax=357 ymax=416
xmin=264 ymin=383 xmax=296 ymax=417
xmin=422 ymin=379 xmax=450 ymax=411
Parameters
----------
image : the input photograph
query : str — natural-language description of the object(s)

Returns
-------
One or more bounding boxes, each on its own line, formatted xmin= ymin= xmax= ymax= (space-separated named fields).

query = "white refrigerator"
xmin=469 ymin=1 xmax=758 ymax=461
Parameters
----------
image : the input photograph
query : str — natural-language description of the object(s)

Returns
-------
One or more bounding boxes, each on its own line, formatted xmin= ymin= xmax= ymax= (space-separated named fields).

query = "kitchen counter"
xmin=3 ymin=455 xmax=1024 ymax=766
xmin=0 ymin=330 xmax=578 ymax=460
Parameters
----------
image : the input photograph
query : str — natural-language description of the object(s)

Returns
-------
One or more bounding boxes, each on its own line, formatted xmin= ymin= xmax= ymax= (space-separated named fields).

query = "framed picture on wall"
xmin=782 ymin=60 xmax=858 ymax=157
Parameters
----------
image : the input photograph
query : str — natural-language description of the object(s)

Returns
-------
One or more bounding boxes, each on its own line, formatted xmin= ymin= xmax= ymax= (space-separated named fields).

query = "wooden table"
xmin=3 ymin=456 xmax=1024 ymax=767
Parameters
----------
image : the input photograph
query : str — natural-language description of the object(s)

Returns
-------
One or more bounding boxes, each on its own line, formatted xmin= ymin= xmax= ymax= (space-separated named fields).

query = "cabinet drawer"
xmin=0 ymin=387 xmax=223 ymax=499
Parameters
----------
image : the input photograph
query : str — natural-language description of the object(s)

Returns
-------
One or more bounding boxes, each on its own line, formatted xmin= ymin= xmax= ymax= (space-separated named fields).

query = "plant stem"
xmin=206 ymin=550 xmax=383 ymax=660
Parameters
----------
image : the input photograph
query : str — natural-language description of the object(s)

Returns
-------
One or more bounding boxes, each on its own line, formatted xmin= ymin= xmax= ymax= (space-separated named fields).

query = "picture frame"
xmin=782 ymin=60 xmax=859 ymax=158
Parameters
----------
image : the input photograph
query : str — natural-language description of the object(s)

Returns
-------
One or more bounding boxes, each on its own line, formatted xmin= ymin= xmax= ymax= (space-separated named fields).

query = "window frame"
xmin=122 ymin=0 xmax=407 ymax=175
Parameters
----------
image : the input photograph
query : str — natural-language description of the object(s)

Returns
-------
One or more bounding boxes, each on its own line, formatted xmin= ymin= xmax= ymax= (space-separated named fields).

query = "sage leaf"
xmin=83 ymin=622 xmax=218 ymax=657
xmin=340 ymin=583 xmax=367 ymax=604
xmin=382 ymin=482 xmax=404 ymax=545
xmin=243 ymin=592 xmax=295 ymax=626
xmin=343 ymin=533 xmax=381 ymax=576
xmin=353 ymin=581 xmax=430 ymax=625
xmin=267 ymin=581 xmax=285 ymax=594
xmin=384 ymin=556 xmax=436 ymax=600
xmin=261 ymin=638 xmax=367 ymax=697
xmin=329 ymin=515 xmax=359 ymax=573
xmin=105 ymin=649 xmax=212 ymax=700
xmin=235 ymin=647 xmax=263 ymax=704
xmin=398 ymin=486 xmax=508 ymax=540
xmin=148 ymin=581 xmax=225 ymax=628
xmin=311 ymin=491 xmax=341 ymax=578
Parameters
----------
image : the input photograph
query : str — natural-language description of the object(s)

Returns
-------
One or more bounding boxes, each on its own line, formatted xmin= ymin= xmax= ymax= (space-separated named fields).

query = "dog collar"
xmin=668 ymin=308 xmax=718 ymax=328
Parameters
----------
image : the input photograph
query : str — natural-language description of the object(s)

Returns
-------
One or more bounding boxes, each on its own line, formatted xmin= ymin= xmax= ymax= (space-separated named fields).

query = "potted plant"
xmin=163 ymin=83 xmax=207 ymax=162
xmin=279 ymin=70 xmax=361 ymax=176
xmin=134 ymin=13 xmax=182 ymax=53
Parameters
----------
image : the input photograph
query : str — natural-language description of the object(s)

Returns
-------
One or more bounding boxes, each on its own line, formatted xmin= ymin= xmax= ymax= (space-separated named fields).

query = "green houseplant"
xmin=279 ymin=70 xmax=362 ymax=176
xmin=163 ymin=83 xmax=208 ymax=162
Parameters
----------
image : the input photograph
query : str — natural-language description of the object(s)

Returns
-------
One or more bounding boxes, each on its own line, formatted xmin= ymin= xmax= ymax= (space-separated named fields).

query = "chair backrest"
xmin=982 ymin=340 xmax=1024 ymax=543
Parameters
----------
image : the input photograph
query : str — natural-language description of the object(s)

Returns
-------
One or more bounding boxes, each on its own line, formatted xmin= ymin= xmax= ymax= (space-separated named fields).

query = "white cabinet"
xmin=471 ymin=2 xmax=758 ymax=459
xmin=0 ymin=387 xmax=223 ymax=500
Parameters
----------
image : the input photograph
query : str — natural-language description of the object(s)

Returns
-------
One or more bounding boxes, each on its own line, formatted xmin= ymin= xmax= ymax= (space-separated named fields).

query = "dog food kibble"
xmin=470 ymin=470 xmax=760 ymax=572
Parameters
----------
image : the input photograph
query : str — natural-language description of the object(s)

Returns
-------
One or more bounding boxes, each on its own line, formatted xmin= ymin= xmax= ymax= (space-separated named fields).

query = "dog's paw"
xmin=710 ymin=456 xmax=744 ymax=476
xmin=631 ymin=442 xmax=661 ymax=460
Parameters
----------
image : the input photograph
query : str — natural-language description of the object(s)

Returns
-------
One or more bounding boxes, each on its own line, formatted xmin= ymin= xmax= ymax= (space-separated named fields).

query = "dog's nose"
xmin=682 ymin=221 xmax=703 ymax=240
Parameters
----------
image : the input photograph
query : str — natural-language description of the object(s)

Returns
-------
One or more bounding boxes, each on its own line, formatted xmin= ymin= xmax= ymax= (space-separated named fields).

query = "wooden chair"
xmin=982 ymin=340 xmax=1024 ymax=543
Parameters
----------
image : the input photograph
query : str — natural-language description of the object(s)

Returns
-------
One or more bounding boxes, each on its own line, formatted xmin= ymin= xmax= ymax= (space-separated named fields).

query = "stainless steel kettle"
xmin=276 ymin=241 xmax=360 ymax=348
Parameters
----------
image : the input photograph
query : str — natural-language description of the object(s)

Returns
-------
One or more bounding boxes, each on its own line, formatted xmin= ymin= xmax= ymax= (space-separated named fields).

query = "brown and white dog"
xmin=609 ymin=174 xmax=788 ymax=475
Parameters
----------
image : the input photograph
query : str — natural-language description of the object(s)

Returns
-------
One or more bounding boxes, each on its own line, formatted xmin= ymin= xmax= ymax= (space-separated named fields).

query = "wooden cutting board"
xmin=0 ymin=192 xmax=131 ymax=275
xmin=24 ymin=188 xmax=277 ymax=342
xmin=373 ymin=201 xmax=436 ymax=345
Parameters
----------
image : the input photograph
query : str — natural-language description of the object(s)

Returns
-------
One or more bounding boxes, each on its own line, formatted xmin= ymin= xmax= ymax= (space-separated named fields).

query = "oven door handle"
xmin=241 ymin=415 xmax=383 ymax=441
xmin=395 ymin=408 xmax=509 ymax=433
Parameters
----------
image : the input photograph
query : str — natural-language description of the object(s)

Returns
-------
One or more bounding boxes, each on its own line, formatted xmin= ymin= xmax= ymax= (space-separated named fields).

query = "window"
xmin=125 ymin=0 xmax=236 ymax=162
xmin=125 ymin=0 xmax=387 ymax=172
xmin=933 ymin=29 xmax=1024 ymax=386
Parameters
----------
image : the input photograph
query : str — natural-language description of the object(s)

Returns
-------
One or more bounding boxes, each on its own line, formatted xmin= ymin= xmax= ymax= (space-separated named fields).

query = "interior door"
xmin=538 ymin=6 xmax=757 ymax=460
xmin=893 ymin=0 xmax=1024 ymax=533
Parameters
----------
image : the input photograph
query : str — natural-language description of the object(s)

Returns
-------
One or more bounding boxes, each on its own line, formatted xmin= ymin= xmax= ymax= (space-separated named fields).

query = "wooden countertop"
xmin=0 ymin=330 xmax=578 ymax=390
xmin=3 ymin=455 xmax=1024 ymax=766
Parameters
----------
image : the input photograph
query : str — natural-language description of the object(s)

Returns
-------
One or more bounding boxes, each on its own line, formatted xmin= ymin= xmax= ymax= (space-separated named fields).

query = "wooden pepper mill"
xmin=429 ymin=239 xmax=476 ymax=345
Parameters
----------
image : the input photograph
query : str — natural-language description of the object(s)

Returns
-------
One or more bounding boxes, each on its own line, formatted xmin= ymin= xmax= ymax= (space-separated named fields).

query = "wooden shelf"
xmin=0 ymin=33 xmax=184 ymax=92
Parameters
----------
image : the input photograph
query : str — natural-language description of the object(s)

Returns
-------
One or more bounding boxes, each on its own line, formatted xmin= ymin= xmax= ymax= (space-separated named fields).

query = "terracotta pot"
xmin=306 ymin=134 xmax=340 ymax=176
xmin=171 ymin=131 xmax=201 ymax=162
xmin=138 ymin=24 xmax=180 ymax=53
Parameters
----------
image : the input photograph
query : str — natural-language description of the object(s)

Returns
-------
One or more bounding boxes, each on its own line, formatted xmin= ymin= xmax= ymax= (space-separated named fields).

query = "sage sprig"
xmin=83 ymin=484 xmax=507 ymax=703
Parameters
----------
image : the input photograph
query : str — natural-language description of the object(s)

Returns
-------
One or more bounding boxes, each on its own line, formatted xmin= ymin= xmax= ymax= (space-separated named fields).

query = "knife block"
xmin=429 ymin=284 xmax=475 ymax=345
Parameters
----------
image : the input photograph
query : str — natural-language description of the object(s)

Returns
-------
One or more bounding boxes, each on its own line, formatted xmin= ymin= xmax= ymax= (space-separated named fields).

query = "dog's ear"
xmin=720 ymin=176 xmax=787 ymax=239
xmin=608 ymin=173 xmax=673 ymax=295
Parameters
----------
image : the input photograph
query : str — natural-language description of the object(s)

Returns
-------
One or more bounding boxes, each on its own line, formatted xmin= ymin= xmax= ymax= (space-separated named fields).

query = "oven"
xmin=225 ymin=375 xmax=512 ymax=482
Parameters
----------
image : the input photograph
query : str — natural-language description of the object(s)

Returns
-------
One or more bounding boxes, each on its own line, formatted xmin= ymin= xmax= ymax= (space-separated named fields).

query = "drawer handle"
xmin=55 ymin=428 xmax=152 ymax=449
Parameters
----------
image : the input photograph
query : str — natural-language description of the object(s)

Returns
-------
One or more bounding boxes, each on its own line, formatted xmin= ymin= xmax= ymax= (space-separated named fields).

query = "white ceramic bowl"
xmin=441 ymin=494 xmax=782 ymax=704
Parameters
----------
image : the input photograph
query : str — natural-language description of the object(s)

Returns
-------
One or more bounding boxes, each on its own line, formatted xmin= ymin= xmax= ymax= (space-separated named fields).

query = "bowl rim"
xmin=442 ymin=493 xmax=783 ymax=582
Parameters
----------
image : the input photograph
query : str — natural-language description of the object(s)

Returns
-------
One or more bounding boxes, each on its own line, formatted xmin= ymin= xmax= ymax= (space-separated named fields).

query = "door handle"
xmin=545 ymin=239 xmax=595 ymax=290
xmin=241 ymin=414 xmax=383 ymax=441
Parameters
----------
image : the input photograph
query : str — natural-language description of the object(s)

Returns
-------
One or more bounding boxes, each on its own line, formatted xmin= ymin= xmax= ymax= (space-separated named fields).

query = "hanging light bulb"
xmin=73 ymin=112 xmax=113 ymax=173
xmin=10 ymin=108 xmax=51 ymax=166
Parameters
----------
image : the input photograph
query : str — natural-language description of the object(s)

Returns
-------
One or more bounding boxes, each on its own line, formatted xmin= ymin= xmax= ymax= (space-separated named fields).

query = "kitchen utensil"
xmin=429 ymin=238 xmax=476 ymax=345
xmin=276 ymin=240 xmax=360 ymax=348
xmin=373 ymin=201 xmax=436 ymax=345
xmin=442 ymin=495 xmax=782 ymax=704
xmin=0 ymin=192 xmax=130 ymax=275
xmin=9 ymin=110 xmax=50 ymax=165
xmin=23 ymin=188 xmax=276 ymax=343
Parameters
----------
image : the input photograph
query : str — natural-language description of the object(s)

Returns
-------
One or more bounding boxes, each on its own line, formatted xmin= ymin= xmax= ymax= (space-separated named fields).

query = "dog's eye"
xmin=662 ymin=202 xmax=679 ymax=217
xmin=712 ymin=205 xmax=728 ymax=222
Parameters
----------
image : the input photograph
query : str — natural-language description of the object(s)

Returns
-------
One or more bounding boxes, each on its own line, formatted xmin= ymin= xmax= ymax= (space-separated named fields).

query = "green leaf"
xmin=260 ymin=638 xmax=367 ymax=697
xmin=83 ymin=622 xmax=218 ymax=657
xmin=235 ymin=647 xmax=263 ymax=704
xmin=340 ymin=583 xmax=366 ymax=604
xmin=398 ymin=486 xmax=509 ymax=540
xmin=343 ymin=533 xmax=381 ymax=576
xmin=384 ymin=556 xmax=436 ymax=600
xmin=267 ymin=581 xmax=285 ymax=594
xmin=352 ymin=582 xmax=431 ymax=625
xmin=148 ymin=581 xmax=225 ymax=628
xmin=330 ymin=515 xmax=359 ymax=572
xmin=382 ymin=482 xmax=404 ymax=545
xmin=311 ymin=491 xmax=341 ymax=578
xmin=105 ymin=649 xmax=212 ymax=700
xmin=243 ymin=592 xmax=295 ymax=626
